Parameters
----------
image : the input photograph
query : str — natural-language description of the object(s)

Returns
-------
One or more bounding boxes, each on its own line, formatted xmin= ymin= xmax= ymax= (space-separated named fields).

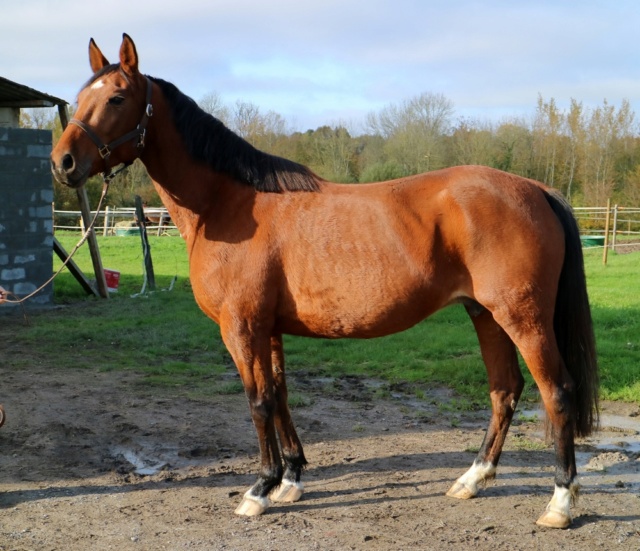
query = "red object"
xmin=104 ymin=269 xmax=120 ymax=292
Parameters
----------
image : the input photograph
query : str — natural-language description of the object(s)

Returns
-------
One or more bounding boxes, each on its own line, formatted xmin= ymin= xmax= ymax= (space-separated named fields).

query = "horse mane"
xmin=149 ymin=76 xmax=320 ymax=193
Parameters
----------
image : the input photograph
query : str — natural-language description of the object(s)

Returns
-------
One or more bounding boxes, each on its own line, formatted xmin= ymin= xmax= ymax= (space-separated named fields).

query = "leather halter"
xmin=69 ymin=76 xmax=153 ymax=181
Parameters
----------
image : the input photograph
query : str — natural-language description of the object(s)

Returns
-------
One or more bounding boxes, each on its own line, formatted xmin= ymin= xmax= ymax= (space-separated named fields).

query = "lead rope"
xmin=1 ymin=178 xmax=111 ymax=307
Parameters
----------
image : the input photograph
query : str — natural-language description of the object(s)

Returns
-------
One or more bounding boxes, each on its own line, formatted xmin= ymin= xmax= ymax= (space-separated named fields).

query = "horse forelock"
xmin=80 ymin=64 xmax=120 ymax=94
xmin=148 ymin=76 xmax=321 ymax=193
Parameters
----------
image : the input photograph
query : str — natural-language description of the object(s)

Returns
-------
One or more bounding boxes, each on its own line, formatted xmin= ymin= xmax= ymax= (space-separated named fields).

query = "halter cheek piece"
xmin=69 ymin=76 xmax=153 ymax=181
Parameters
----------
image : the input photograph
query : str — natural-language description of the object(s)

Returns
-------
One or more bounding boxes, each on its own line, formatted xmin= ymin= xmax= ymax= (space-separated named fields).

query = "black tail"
xmin=544 ymin=190 xmax=599 ymax=437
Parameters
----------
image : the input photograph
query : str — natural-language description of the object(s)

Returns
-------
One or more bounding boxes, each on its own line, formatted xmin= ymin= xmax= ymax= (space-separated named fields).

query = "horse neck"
xmin=139 ymin=97 xmax=239 ymax=245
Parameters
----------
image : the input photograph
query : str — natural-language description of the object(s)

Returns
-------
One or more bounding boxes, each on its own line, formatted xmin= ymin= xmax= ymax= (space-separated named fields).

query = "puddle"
xmin=109 ymin=439 xmax=234 ymax=477
xmin=110 ymin=446 xmax=172 ymax=476
xmin=518 ymin=408 xmax=640 ymax=470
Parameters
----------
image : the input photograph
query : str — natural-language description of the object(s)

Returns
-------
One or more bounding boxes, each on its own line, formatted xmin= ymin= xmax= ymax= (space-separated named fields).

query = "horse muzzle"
xmin=50 ymin=153 xmax=90 ymax=188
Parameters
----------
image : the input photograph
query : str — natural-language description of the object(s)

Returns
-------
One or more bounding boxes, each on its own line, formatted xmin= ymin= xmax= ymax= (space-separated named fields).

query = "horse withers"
xmin=51 ymin=34 xmax=598 ymax=529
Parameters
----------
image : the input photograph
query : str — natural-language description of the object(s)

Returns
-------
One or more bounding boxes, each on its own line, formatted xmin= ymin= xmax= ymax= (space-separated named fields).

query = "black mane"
xmin=149 ymin=76 xmax=320 ymax=193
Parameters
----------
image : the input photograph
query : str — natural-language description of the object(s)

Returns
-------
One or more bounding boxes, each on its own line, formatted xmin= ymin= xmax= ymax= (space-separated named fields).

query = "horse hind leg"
xmin=447 ymin=305 xmax=524 ymax=500
xmin=525 ymin=344 xmax=580 ymax=529
xmin=496 ymin=308 xmax=580 ymax=529
xmin=269 ymin=335 xmax=308 ymax=503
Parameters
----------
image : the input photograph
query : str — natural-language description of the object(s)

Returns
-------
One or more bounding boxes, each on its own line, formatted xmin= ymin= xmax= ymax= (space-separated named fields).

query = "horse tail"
xmin=544 ymin=189 xmax=599 ymax=437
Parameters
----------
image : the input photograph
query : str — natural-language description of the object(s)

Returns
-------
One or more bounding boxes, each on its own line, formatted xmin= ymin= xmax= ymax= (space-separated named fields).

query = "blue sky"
xmin=3 ymin=0 xmax=639 ymax=132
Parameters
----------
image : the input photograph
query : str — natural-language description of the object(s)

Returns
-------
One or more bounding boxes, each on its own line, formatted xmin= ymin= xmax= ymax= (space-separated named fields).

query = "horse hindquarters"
xmin=447 ymin=186 xmax=598 ymax=529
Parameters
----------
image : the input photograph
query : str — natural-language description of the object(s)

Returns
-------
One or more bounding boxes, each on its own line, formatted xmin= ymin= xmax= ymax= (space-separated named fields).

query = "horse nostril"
xmin=61 ymin=153 xmax=75 ymax=172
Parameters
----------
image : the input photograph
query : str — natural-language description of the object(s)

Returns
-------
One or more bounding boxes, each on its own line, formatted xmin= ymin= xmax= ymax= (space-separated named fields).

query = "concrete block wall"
xmin=0 ymin=127 xmax=53 ymax=307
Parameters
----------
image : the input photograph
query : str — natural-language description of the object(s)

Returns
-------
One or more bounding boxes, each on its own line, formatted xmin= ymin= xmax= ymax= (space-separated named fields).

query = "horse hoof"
xmin=536 ymin=509 xmax=572 ymax=529
xmin=271 ymin=481 xmax=304 ymax=503
xmin=234 ymin=494 xmax=269 ymax=516
xmin=446 ymin=481 xmax=476 ymax=500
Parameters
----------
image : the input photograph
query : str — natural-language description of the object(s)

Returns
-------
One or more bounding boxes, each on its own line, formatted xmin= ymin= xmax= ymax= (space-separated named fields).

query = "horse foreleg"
xmin=447 ymin=306 xmax=523 ymax=500
xmin=221 ymin=325 xmax=282 ymax=516
xmin=269 ymin=335 xmax=308 ymax=503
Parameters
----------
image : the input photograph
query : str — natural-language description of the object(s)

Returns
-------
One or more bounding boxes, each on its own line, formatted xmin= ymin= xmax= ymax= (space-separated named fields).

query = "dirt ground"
xmin=0 ymin=342 xmax=638 ymax=551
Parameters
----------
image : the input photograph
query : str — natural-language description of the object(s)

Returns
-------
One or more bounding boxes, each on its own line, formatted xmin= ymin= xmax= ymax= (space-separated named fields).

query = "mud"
xmin=0 ymin=354 xmax=638 ymax=551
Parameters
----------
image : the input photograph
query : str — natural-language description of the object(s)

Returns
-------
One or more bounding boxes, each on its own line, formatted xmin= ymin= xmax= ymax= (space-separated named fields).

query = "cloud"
xmin=2 ymin=0 xmax=639 ymax=130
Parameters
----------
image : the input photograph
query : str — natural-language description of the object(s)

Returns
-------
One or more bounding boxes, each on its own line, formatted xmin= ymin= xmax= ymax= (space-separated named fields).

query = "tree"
xmin=532 ymin=95 xmax=563 ymax=187
xmin=19 ymin=107 xmax=58 ymax=130
xmin=580 ymin=99 xmax=635 ymax=205
xmin=198 ymin=91 xmax=230 ymax=125
xmin=563 ymin=99 xmax=585 ymax=200
xmin=301 ymin=125 xmax=358 ymax=182
xmin=449 ymin=117 xmax=495 ymax=166
xmin=367 ymin=92 xmax=454 ymax=175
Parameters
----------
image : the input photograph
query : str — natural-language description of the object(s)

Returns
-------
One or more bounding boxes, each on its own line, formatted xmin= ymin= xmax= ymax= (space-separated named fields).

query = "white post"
xmin=103 ymin=205 xmax=110 ymax=236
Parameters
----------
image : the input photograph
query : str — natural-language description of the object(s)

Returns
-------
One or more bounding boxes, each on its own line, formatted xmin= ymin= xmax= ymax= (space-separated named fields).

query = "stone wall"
xmin=0 ymin=127 xmax=53 ymax=307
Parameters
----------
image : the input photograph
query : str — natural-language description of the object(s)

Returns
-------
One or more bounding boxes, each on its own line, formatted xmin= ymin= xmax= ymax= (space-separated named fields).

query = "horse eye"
xmin=108 ymin=96 xmax=125 ymax=106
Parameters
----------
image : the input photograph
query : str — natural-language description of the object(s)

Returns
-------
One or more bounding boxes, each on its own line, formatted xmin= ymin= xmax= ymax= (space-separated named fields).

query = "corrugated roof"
xmin=0 ymin=76 xmax=67 ymax=108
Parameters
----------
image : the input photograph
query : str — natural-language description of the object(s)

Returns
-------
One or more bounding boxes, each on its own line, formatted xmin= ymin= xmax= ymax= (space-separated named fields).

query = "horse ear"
xmin=89 ymin=38 xmax=110 ymax=73
xmin=119 ymin=33 xmax=139 ymax=76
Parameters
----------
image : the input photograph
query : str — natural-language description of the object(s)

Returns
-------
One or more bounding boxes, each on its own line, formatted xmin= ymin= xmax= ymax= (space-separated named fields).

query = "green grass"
xmin=7 ymin=233 xmax=640 ymax=405
xmin=583 ymin=249 xmax=640 ymax=401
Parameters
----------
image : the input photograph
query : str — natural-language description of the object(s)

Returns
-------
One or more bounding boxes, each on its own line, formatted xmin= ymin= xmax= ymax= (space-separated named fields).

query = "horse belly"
xmin=278 ymin=267 xmax=444 ymax=339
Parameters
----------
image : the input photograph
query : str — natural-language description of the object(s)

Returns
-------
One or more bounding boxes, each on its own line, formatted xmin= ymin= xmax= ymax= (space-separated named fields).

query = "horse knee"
xmin=249 ymin=398 xmax=276 ymax=423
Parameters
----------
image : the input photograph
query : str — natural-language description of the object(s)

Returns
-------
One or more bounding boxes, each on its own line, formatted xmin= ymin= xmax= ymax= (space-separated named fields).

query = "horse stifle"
xmin=51 ymin=35 xmax=599 ymax=529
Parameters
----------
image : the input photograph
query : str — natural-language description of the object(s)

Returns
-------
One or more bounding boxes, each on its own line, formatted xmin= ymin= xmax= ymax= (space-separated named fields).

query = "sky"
xmin=3 ymin=0 xmax=639 ymax=133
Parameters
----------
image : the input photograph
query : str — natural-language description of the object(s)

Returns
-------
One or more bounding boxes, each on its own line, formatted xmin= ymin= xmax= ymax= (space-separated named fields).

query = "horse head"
xmin=51 ymin=34 xmax=152 ymax=188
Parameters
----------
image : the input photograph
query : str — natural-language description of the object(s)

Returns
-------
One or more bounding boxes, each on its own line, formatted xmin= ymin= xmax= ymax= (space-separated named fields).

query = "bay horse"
xmin=51 ymin=34 xmax=599 ymax=529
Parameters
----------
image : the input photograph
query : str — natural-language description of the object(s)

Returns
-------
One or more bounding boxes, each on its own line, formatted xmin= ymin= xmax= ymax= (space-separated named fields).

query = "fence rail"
xmin=573 ymin=205 xmax=640 ymax=253
xmin=53 ymin=204 xmax=640 ymax=249
xmin=54 ymin=206 xmax=178 ymax=236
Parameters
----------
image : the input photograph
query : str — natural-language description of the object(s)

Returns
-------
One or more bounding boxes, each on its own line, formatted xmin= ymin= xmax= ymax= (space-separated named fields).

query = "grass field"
xmin=9 ymin=231 xmax=640 ymax=406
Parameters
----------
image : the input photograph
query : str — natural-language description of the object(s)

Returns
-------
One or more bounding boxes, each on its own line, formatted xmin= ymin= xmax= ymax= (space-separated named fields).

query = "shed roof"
xmin=0 ymin=76 xmax=67 ymax=108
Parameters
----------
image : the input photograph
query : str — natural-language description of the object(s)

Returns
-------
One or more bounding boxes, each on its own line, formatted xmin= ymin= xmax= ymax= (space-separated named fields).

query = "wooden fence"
xmin=53 ymin=204 xmax=639 ymax=249
xmin=54 ymin=206 xmax=178 ymax=237
xmin=573 ymin=205 xmax=640 ymax=253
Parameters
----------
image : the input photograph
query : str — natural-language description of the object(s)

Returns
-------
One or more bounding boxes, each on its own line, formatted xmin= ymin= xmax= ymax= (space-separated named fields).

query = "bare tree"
xmin=198 ymin=91 xmax=230 ymax=125
xmin=368 ymin=92 xmax=454 ymax=174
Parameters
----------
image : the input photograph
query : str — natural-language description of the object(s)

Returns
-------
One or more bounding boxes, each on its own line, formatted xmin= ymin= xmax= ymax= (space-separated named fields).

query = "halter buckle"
xmin=98 ymin=145 xmax=111 ymax=159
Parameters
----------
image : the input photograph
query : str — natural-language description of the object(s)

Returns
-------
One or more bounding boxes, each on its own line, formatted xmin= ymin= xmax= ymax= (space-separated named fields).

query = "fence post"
xmin=602 ymin=198 xmax=611 ymax=265
xmin=134 ymin=195 xmax=156 ymax=291
xmin=103 ymin=205 xmax=110 ymax=237
xmin=157 ymin=212 xmax=165 ymax=237
xmin=611 ymin=204 xmax=618 ymax=252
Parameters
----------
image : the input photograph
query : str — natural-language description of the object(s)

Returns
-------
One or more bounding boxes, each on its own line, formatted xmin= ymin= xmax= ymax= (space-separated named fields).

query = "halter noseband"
xmin=69 ymin=76 xmax=154 ymax=181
